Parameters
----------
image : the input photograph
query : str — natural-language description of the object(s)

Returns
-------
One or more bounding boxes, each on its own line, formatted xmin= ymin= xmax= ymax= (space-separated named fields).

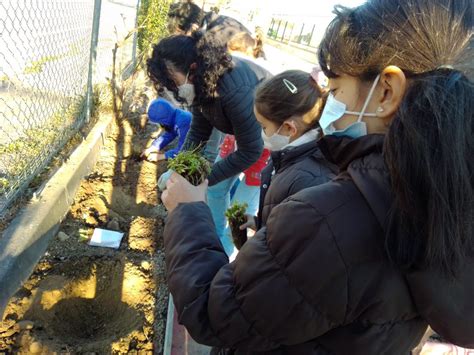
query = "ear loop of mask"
xmin=344 ymin=74 xmax=381 ymax=122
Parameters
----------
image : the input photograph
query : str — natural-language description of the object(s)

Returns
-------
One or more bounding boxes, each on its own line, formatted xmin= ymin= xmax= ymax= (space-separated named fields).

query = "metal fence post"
xmin=281 ymin=21 xmax=288 ymax=42
xmin=307 ymin=24 xmax=315 ymax=47
xmin=298 ymin=23 xmax=305 ymax=44
xmin=85 ymin=0 xmax=102 ymax=122
xmin=131 ymin=0 xmax=141 ymax=70
xmin=268 ymin=18 xmax=274 ymax=36
xmin=275 ymin=19 xmax=282 ymax=40
xmin=287 ymin=23 xmax=294 ymax=44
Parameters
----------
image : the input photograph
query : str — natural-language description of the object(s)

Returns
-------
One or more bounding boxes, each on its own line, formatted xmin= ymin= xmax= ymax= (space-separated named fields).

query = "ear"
xmin=283 ymin=120 xmax=298 ymax=137
xmin=376 ymin=65 xmax=407 ymax=124
xmin=188 ymin=62 xmax=198 ymax=82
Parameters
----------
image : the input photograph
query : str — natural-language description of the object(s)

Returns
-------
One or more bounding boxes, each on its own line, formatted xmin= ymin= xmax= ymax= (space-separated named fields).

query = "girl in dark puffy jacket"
xmin=240 ymin=70 xmax=337 ymax=232
xmin=161 ymin=0 xmax=473 ymax=354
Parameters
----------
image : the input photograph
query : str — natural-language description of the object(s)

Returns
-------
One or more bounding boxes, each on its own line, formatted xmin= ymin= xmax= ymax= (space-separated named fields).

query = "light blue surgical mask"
xmin=261 ymin=125 xmax=290 ymax=151
xmin=320 ymin=74 xmax=381 ymax=138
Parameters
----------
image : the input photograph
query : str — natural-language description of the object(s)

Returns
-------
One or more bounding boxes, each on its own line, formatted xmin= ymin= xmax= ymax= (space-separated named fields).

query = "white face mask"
xmin=320 ymin=74 xmax=380 ymax=138
xmin=178 ymin=72 xmax=195 ymax=106
xmin=261 ymin=125 xmax=290 ymax=151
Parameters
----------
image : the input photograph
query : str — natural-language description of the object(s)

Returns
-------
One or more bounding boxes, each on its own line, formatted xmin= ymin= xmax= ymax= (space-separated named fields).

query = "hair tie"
xmin=283 ymin=79 xmax=298 ymax=94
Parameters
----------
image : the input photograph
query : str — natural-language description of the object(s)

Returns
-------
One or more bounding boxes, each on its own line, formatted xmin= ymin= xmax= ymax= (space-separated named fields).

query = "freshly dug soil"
xmin=0 ymin=86 xmax=170 ymax=354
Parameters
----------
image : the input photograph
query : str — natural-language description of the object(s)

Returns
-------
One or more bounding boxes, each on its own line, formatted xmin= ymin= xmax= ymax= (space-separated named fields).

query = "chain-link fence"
xmin=0 ymin=0 xmax=143 ymax=214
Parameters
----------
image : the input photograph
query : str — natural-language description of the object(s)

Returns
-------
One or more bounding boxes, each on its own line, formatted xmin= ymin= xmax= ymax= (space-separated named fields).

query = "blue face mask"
xmin=320 ymin=74 xmax=381 ymax=138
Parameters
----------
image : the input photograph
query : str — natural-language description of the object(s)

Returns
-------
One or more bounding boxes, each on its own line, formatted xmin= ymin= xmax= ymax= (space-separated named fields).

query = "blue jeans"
xmin=207 ymin=173 xmax=239 ymax=255
xmin=207 ymin=158 xmax=260 ymax=255
xmin=203 ymin=128 xmax=225 ymax=164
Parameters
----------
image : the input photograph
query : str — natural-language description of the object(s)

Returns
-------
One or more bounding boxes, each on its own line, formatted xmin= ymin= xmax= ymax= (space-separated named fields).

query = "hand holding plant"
xmin=161 ymin=172 xmax=208 ymax=212
xmin=167 ymin=150 xmax=211 ymax=186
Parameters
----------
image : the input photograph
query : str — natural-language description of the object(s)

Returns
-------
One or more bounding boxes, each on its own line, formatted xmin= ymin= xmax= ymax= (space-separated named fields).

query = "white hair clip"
xmin=438 ymin=64 xmax=454 ymax=70
xmin=283 ymin=79 xmax=298 ymax=94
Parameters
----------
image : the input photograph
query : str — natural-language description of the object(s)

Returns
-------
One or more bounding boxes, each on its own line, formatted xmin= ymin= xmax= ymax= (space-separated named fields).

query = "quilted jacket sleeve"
xmin=164 ymin=196 xmax=348 ymax=351
xmin=208 ymin=85 xmax=263 ymax=185
xmin=183 ymin=106 xmax=214 ymax=152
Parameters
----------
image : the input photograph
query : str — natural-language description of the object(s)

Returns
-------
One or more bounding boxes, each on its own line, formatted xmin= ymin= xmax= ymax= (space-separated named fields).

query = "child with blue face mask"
xmin=159 ymin=1 xmax=474 ymax=353
xmin=239 ymin=70 xmax=338 ymax=231
xmin=318 ymin=74 xmax=384 ymax=138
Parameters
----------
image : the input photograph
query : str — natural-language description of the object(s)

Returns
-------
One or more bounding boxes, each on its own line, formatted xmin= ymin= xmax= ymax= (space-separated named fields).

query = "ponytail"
xmin=384 ymin=68 xmax=474 ymax=275
xmin=193 ymin=30 xmax=232 ymax=102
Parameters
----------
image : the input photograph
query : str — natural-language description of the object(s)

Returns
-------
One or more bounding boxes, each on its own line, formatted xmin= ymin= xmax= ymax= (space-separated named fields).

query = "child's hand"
xmin=162 ymin=172 xmax=208 ymax=212
xmin=141 ymin=146 xmax=159 ymax=160
xmin=142 ymin=147 xmax=166 ymax=162
xmin=149 ymin=153 xmax=166 ymax=162
xmin=240 ymin=214 xmax=257 ymax=231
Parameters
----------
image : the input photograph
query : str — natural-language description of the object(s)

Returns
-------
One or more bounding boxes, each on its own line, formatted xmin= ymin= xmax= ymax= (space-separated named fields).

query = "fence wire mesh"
xmin=0 ymin=0 xmax=140 ymax=214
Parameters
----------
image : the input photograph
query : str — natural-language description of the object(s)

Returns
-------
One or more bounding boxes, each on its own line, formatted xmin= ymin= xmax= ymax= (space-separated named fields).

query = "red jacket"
xmin=219 ymin=135 xmax=270 ymax=186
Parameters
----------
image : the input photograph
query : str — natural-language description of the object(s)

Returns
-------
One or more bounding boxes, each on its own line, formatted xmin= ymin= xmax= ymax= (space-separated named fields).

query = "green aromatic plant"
xmin=0 ymin=177 xmax=9 ymax=190
xmin=167 ymin=150 xmax=211 ymax=186
xmin=225 ymin=202 xmax=248 ymax=250
xmin=137 ymin=0 xmax=171 ymax=53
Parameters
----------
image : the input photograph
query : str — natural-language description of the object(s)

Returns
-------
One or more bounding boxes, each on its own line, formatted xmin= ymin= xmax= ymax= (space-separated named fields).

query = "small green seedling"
xmin=78 ymin=228 xmax=90 ymax=242
xmin=167 ymin=150 xmax=211 ymax=186
xmin=225 ymin=202 xmax=248 ymax=250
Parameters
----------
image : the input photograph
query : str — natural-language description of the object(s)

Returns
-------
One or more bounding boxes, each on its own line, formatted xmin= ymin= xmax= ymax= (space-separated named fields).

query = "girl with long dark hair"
xmin=147 ymin=32 xmax=271 ymax=249
xmin=161 ymin=0 xmax=473 ymax=353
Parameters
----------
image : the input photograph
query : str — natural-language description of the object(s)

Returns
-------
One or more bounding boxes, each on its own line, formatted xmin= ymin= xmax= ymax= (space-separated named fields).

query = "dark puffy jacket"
xmin=257 ymin=139 xmax=337 ymax=229
xmin=185 ymin=56 xmax=271 ymax=185
xmin=164 ymin=135 xmax=474 ymax=354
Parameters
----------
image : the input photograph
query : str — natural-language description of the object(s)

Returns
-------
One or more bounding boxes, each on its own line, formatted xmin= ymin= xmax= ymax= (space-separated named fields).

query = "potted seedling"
xmin=225 ymin=202 xmax=248 ymax=250
xmin=167 ymin=150 xmax=211 ymax=186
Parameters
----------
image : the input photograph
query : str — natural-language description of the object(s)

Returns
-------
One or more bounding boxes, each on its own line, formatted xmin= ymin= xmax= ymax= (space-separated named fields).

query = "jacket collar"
xmin=318 ymin=134 xmax=385 ymax=170
xmin=271 ymin=139 xmax=321 ymax=172
xmin=320 ymin=134 xmax=391 ymax=230
xmin=285 ymin=129 xmax=320 ymax=149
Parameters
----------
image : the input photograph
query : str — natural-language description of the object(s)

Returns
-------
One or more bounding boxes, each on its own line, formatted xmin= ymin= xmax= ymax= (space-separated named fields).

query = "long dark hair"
xmin=255 ymin=70 xmax=327 ymax=129
xmin=167 ymin=1 xmax=203 ymax=34
xmin=319 ymin=0 xmax=473 ymax=275
xmin=147 ymin=32 xmax=232 ymax=104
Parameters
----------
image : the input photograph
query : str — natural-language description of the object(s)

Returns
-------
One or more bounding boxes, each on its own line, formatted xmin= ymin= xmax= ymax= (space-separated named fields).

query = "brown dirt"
xmin=0 ymin=77 xmax=170 ymax=354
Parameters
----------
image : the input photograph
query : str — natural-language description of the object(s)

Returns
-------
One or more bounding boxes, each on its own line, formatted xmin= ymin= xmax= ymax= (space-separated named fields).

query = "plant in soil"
xmin=225 ymin=202 xmax=248 ymax=250
xmin=167 ymin=150 xmax=211 ymax=186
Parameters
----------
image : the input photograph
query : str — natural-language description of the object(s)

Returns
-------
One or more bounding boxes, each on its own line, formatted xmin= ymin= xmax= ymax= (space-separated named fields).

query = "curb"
xmin=164 ymin=294 xmax=212 ymax=355
xmin=0 ymin=113 xmax=114 ymax=316
xmin=163 ymin=294 xmax=174 ymax=355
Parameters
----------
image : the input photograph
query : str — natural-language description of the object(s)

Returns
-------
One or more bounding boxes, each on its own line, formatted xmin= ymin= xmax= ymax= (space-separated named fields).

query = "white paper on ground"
xmin=89 ymin=228 xmax=124 ymax=249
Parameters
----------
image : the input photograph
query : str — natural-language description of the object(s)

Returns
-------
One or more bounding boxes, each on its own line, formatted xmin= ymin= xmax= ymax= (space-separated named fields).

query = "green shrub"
xmin=137 ymin=0 xmax=171 ymax=54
